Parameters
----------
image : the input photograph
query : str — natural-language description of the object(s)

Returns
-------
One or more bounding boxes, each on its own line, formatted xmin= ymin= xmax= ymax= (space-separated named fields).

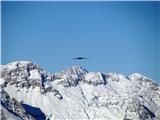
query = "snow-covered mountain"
xmin=0 ymin=61 xmax=160 ymax=120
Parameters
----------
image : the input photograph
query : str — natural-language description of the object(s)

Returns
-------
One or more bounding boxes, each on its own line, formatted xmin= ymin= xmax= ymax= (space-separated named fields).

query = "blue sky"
xmin=2 ymin=2 xmax=160 ymax=82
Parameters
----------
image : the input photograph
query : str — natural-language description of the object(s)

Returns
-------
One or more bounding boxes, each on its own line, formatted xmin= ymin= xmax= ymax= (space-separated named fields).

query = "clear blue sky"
xmin=2 ymin=2 xmax=160 ymax=82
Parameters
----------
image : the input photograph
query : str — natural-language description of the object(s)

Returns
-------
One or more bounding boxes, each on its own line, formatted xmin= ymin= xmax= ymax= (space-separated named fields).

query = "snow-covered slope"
xmin=0 ymin=61 xmax=160 ymax=120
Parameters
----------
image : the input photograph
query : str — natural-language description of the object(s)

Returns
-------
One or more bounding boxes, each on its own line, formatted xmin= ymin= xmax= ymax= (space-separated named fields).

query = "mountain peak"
xmin=1 ymin=61 xmax=39 ymax=71
xmin=4 ymin=60 xmax=34 ymax=66
xmin=61 ymin=65 xmax=88 ymax=75
xmin=1 ymin=61 xmax=160 ymax=120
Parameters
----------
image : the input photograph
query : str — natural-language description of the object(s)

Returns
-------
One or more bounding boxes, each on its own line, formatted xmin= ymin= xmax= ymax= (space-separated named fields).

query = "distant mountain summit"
xmin=61 ymin=65 xmax=88 ymax=75
xmin=1 ymin=61 xmax=160 ymax=120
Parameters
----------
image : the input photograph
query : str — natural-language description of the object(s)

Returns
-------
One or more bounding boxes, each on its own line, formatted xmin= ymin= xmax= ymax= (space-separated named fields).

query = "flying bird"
xmin=73 ymin=57 xmax=88 ymax=60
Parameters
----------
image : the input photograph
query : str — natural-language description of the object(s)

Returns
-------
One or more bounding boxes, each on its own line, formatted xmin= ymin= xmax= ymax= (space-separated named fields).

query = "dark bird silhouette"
xmin=73 ymin=57 xmax=88 ymax=60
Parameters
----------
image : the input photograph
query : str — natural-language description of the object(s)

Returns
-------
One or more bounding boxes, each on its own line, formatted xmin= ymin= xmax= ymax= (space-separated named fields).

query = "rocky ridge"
xmin=0 ymin=61 xmax=160 ymax=120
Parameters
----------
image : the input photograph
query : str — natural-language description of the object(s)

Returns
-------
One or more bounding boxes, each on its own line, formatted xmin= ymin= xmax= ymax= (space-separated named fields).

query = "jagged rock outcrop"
xmin=0 ymin=61 xmax=160 ymax=120
xmin=0 ymin=61 xmax=63 ymax=100
xmin=83 ymin=72 xmax=106 ymax=85
xmin=53 ymin=65 xmax=88 ymax=87
xmin=1 ymin=89 xmax=35 ymax=120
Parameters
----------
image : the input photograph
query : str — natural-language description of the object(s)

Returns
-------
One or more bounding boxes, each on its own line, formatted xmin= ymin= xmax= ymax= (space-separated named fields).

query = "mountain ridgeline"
xmin=0 ymin=61 xmax=160 ymax=120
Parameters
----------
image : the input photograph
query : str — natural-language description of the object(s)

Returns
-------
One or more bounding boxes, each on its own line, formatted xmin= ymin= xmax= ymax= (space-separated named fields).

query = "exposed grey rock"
xmin=1 ymin=89 xmax=35 ymax=120
xmin=60 ymin=65 xmax=88 ymax=75
xmin=106 ymin=72 xmax=120 ymax=82
xmin=124 ymin=98 xmax=156 ymax=120
xmin=83 ymin=72 xmax=106 ymax=86
xmin=0 ymin=61 xmax=160 ymax=120
xmin=0 ymin=61 xmax=53 ymax=92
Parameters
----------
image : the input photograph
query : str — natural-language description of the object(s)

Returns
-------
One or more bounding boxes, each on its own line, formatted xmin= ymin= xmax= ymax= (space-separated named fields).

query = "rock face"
xmin=0 ymin=61 xmax=160 ymax=120
xmin=1 ymin=89 xmax=34 ymax=120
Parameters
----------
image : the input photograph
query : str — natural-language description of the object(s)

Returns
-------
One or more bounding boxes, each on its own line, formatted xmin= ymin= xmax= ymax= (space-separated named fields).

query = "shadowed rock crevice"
xmin=21 ymin=103 xmax=46 ymax=120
